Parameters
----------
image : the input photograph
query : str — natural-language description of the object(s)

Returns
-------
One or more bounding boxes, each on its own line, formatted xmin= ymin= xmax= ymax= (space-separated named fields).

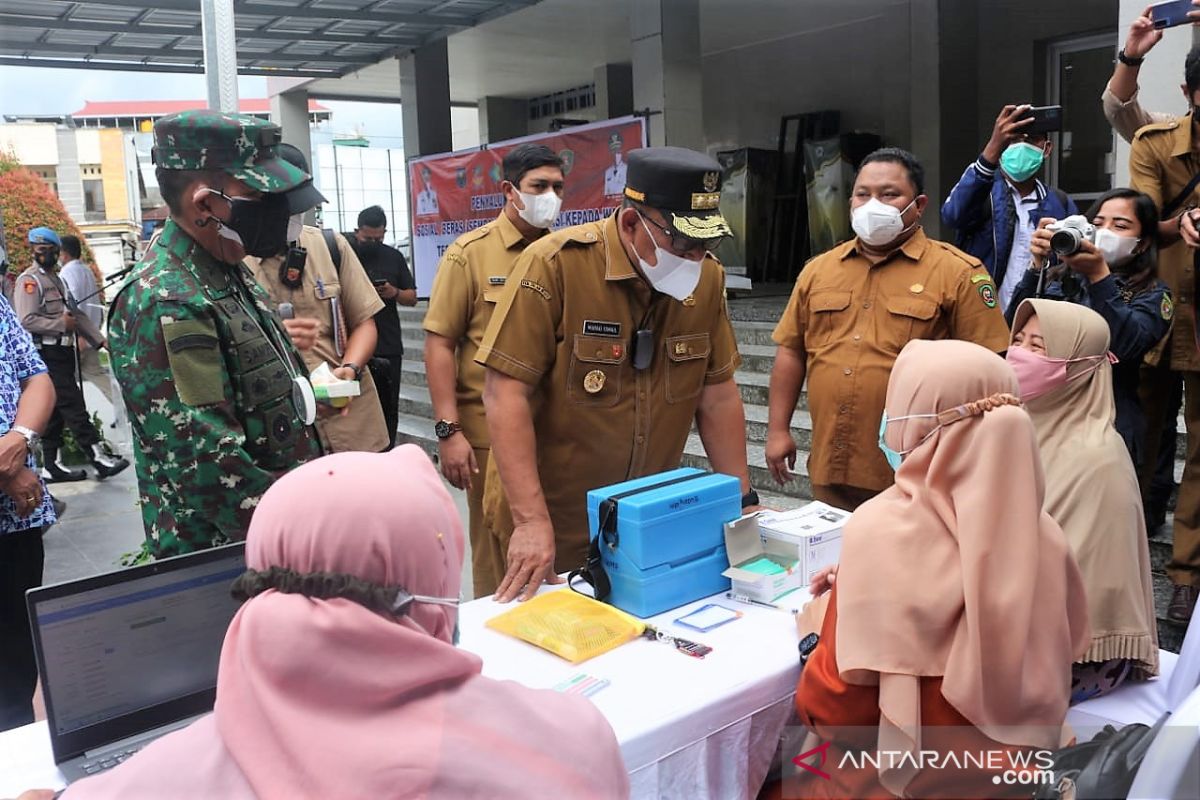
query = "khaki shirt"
xmin=476 ymin=213 xmax=741 ymax=570
xmin=245 ymin=226 xmax=389 ymax=453
xmin=1130 ymin=117 xmax=1200 ymax=371
xmin=13 ymin=264 xmax=104 ymax=347
xmin=423 ymin=212 xmax=530 ymax=449
xmin=772 ymin=228 xmax=1009 ymax=492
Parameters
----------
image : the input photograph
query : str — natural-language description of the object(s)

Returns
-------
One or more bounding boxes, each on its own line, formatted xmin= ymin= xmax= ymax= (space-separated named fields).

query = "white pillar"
xmin=201 ymin=0 xmax=239 ymax=113
xmin=630 ymin=0 xmax=704 ymax=150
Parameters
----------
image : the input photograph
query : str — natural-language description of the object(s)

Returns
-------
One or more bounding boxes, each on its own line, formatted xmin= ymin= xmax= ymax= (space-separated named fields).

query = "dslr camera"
xmin=1046 ymin=215 xmax=1096 ymax=257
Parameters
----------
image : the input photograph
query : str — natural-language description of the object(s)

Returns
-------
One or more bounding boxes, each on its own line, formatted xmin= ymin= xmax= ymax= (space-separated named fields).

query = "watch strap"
xmin=340 ymin=362 xmax=363 ymax=381
xmin=11 ymin=425 xmax=38 ymax=448
xmin=741 ymin=488 xmax=760 ymax=508
xmin=1118 ymin=48 xmax=1145 ymax=67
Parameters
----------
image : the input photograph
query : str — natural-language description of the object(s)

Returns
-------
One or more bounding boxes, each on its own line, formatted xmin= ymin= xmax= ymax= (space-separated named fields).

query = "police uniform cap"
xmin=151 ymin=109 xmax=308 ymax=194
xmin=623 ymin=146 xmax=731 ymax=241
xmin=28 ymin=227 xmax=62 ymax=247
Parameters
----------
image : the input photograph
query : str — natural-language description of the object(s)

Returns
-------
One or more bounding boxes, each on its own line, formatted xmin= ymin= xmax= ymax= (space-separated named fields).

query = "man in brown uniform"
xmin=766 ymin=148 xmax=1009 ymax=511
xmin=478 ymin=147 xmax=754 ymax=603
xmin=423 ymin=144 xmax=565 ymax=597
xmin=244 ymin=145 xmax=388 ymax=454
xmin=1132 ymin=47 xmax=1200 ymax=621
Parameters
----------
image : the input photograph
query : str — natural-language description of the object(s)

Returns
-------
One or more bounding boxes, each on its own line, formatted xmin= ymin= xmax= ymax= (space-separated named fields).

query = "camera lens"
xmin=1050 ymin=228 xmax=1083 ymax=257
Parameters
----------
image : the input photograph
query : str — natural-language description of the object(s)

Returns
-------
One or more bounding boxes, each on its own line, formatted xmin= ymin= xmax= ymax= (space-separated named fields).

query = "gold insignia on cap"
xmin=624 ymin=187 xmax=646 ymax=203
xmin=583 ymin=370 xmax=606 ymax=394
xmin=910 ymin=283 xmax=924 ymax=293
xmin=691 ymin=192 xmax=721 ymax=210
xmin=703 ymin=171 xmax=719 ymax=192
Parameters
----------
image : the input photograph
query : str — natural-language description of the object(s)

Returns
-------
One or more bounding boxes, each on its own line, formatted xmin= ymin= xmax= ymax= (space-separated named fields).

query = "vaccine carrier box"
xmin=756 ymin=501 xmax=849 ymax=584
xmin=585 ymin=468 xmax=742 ymax=618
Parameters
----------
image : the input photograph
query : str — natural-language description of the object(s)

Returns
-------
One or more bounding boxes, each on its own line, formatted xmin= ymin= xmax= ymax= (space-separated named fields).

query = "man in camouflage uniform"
xmin=108 ymin=110 xmax=322 ymax=558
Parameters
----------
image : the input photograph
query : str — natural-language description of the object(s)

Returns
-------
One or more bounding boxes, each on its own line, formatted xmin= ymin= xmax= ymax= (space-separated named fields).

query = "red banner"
xmin=408 ymin=116 xmax=647 ymax=295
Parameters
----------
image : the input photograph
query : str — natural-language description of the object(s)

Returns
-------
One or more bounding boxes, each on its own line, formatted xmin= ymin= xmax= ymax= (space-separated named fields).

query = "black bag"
xmin=1032 ymin=714 xmax=1167 ymax=800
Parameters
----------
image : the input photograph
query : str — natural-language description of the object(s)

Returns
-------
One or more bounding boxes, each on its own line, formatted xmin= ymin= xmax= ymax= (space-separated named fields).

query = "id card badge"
xmin=292 ymin=376 xmax=317 ymax=425
xmin=674 ymin=603 xmax=742 ymax=633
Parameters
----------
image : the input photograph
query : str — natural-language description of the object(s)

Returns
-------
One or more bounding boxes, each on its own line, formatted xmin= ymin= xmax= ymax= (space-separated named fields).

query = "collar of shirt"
xmin=493 ymin=209 xmax=528 ymax=251
xmin=1172 ymin=114 xmax=1194 ymax=159
xmin=842 ymin=226 xmax=930 ymax=265
xmin=603 ymin=212 xmax=640 ymax=281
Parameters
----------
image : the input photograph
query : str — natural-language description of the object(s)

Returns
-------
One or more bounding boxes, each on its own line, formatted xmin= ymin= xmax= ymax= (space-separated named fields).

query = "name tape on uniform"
xmin=583 ymin=320 xmax=622 ymax=338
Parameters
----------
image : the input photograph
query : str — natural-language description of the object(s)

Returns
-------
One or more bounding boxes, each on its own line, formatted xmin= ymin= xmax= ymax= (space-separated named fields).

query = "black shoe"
xmin=42 ymin=460 xmax=87 ymax=483
xmin=50 ymin=494 xmax=66 ymax=519
xmin=90 ymin=445 xmax=130 ymax=480
xmin=1168 ymin=584 xmax=1198 ymax=623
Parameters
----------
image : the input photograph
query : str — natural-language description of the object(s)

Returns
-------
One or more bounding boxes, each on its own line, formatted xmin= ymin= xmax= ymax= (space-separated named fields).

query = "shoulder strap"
xmin=321 ymin=229 xmax=341 ymax=276
xmin=1163 ymin=172 xmax=1200 ymax=219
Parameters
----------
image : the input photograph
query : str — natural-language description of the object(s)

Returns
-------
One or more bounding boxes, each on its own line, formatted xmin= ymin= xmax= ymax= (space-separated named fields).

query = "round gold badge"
xmin=909 ymin=283 xmax=924 ymax=294
xmin=583 ymin=369 xmax=606 ymax=394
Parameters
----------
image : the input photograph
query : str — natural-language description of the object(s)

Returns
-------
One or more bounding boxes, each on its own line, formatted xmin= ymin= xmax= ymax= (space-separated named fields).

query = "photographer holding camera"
xmin=1009 ymin=188 xmax=1171 ymax=468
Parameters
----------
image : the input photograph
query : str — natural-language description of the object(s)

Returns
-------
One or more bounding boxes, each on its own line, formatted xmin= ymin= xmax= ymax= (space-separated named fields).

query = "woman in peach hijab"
xmin=790 ymin=340 xmax=1090 ymax=799
xmin=54 ymin=445 xmax=629 ymax=800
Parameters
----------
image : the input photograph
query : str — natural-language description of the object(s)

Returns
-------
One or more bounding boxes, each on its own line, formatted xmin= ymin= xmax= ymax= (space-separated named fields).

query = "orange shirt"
xmin=790 ymin=586 xmax=1038 ymax=800
xmin=772 ymin=229 xmax=1009 ymax=492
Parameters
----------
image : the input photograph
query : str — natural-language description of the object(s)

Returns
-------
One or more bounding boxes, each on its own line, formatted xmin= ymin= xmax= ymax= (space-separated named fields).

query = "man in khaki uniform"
xmin=423 ymin=144 xmax=565 ymax=597
xmin=478 ymin=147 xmax=754 ymax=603
xmin=244 ymin=146 xmax=388 ymax=454
xmin=1130 ymin=50 xmax=1200 ymax=620
xmin=767 ymin=148 xmax=1010 ymax=511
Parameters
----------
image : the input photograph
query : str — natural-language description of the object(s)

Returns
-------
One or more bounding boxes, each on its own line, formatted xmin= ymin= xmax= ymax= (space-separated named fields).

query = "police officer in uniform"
xmin=108 ymin=110 xmax=322 ymax=558
xmin=14 ymin=227 xmax=128 ymax=482
xmin=477 ymin=147 xmax=754 ymax=602
xmin=423 ymin=144 xmax=565 ymax=598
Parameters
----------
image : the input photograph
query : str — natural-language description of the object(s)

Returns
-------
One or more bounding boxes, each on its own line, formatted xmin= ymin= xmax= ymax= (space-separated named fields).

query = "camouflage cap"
xmin=151 ymin=109 xmax=308 ymax=194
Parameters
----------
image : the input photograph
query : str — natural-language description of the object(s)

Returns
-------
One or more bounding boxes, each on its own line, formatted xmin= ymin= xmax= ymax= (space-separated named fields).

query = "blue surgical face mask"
xmin=999 ymin=142 xmax=1046 ymax=183
xmin=878 ymin=410 xmax=942 ymax=471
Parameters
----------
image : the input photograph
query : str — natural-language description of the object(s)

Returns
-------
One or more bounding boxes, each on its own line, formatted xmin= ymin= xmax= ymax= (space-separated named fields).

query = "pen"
xmin=725 ymin=592 xmax=799 ymax=615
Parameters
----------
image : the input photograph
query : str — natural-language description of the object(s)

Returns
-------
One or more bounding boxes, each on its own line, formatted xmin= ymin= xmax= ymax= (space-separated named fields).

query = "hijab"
xmin=1011 ymin=299 xmax=1159 ymax=676
xmin=836 ymin=339 xmax=1090 ymax=797
xmin=63 ymin=445 xmax=628 ymax=800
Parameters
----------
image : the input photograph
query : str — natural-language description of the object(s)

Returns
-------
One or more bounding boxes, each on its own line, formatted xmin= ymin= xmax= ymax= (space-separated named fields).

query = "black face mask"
xmin=34 ymin=247 xmax=59 ymax=268
xmin=356 ymin=240 xmax=382 ymax=262
xmin=207 ymin=190 xmax=292 ymax=258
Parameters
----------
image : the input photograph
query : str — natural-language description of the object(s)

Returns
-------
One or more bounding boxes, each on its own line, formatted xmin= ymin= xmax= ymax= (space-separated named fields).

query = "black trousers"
xmin=370 ymin=355 xmax=403 ymax=449
xmin=0 ymin=527 xmax=44 ymax=732
xmin=41 ymin=345 xmax=98 ymax=452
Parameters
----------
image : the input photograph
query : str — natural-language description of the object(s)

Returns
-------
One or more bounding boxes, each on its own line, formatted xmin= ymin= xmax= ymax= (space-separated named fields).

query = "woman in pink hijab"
xmin=54 ymin=445 xmax=629 ymax=800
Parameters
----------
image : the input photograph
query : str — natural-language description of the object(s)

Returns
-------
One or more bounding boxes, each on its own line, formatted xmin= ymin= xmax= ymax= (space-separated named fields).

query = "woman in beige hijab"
xmin=791 ymin=339 xmax=1090 ymax=800
xmin=1008 ymin=298 xmax=1159 ymax=702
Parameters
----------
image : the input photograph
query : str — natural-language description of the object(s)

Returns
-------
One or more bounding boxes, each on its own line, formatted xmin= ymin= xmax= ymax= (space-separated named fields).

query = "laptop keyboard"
xmin=80 ymin=745 xmax=143 ymax=775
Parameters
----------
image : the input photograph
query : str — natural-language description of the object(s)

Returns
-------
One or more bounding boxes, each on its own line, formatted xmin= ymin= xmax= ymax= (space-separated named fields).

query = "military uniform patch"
xmin=22 ymin=280 xmax=34 ymax=294
xmin=1162 ymin=294 xmax=1175 ymax=321
xmin=970 ymin=274 xmax=990 ymax=284
xmin=977 ymin=283 xmax=997 ymax=308
xmin=520 ymin=279 xmax=551 ymax=300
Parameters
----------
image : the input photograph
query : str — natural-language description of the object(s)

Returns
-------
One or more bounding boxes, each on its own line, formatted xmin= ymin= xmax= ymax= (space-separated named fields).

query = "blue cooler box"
xmin=585 ymin=468 xmax=742 ymax=618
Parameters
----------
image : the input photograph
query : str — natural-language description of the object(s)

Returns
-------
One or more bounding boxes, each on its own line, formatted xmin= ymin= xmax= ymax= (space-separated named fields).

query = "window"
xmin=84 ymin=180 xmax=106 ymax=215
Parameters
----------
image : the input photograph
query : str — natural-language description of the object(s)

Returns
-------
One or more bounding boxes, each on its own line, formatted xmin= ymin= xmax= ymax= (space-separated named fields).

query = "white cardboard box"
xmin=721 ymin=514 xmax=803 ymax=603
xmin=756 ymin=501 xmax=848 ymax=585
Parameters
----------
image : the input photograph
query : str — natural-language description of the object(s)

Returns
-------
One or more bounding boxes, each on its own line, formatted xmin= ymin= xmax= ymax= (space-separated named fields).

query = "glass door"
xmin=1048 ymin=33 xmax=1119 ymax=204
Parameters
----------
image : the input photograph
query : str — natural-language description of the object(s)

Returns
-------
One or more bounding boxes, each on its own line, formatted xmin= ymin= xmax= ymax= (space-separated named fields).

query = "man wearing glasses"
xmin=477 ymin=147 xmax=754 ymax=603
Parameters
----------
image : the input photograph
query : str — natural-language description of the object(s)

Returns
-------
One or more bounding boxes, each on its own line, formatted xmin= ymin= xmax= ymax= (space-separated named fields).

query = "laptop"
xmin=26 ymin=542 xmax=245 ymax=782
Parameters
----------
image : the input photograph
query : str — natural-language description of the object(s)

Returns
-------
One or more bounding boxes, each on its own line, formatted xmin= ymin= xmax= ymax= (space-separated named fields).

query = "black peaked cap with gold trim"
xmin=623 ymin=146 xmax=731 ymax=240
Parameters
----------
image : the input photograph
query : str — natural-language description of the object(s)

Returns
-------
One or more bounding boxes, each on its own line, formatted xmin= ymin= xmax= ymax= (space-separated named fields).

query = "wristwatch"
xmin=434 ymin=419 xmax=463 ymax=440
xmin=741 ymin=488 xmax=760 ymax=509
xmin=339 ymin=362 xmax=363 ymax=381
xmin=798 ymin=632 xmax=820 ymax=668
xmin=10 ymin=425 xmax=39 ymax=451
xmin=1117 ymin=48 xmax=1145 ymax=67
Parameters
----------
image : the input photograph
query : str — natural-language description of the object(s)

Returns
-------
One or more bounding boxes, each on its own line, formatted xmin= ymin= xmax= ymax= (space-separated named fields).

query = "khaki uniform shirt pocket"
xmin=881 ymin=296 xmax=940 ymax=354
xmin=665 ymin=333 xmax=711 ymax=403
xmin=567 ymin=334 xmax=626 ymax=407
xmin=805 ymin=290 xmax=852 ymax=350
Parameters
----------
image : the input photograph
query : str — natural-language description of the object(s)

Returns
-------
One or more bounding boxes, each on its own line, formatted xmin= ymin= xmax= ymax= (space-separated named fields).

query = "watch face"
xmin=799 ymin=632 xmax=820 ymax=657
xmin=434 ymin=421 xmax=451 ymax=439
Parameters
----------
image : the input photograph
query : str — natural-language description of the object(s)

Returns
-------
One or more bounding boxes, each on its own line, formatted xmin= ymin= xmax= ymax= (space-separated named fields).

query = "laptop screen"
xmin=28 ymin=543 xmax=245 ymax=755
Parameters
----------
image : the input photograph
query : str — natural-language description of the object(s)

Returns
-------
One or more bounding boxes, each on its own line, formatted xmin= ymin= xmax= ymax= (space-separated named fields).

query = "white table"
xmin=0 ymin=589 xmax=802 ymax=800
xmin=458 ymin=587 xmax=802 ymax=799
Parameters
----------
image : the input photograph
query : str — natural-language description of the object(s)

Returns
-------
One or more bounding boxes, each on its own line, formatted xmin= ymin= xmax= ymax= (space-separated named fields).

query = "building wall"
xmin=99 ymin=128 xmax=132 ymax=221
xmin=0 ymin=123 xmax=59 ymax=167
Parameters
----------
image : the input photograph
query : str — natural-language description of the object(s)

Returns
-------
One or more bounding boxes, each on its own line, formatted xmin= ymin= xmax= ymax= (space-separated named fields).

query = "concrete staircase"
xmin=392 ymin=299 xmax=1188 ymax=652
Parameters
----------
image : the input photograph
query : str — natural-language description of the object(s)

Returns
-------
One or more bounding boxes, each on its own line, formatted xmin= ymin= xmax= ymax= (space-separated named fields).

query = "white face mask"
xmin=851 ymin=197 xmax=916 ymax=247
xmin=637 ymin=216 xmax=704 ymax=301
xmin=514 ymin=189 xmax=562 ymax=230
xmin=1094 ymin=227 xmax=1140 ymax=267
xmin=286 ymin=214 xmax=304 ymax=244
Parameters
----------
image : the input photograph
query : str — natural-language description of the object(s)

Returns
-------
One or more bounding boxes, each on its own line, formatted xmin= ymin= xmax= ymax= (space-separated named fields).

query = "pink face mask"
xmin=1005 ymin=345 xmax=1115 ymax=402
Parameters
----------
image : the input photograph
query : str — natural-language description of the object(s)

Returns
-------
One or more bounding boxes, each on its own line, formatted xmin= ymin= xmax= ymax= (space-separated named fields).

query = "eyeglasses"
xmin=639 ymin=212 xmax=722 ymax=254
